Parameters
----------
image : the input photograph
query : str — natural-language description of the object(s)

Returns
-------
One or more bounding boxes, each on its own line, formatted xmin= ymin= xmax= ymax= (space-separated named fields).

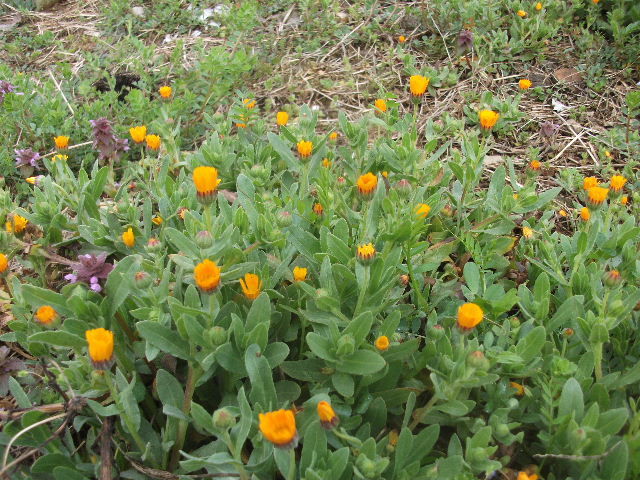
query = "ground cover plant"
xmin=0 ymin=0 xmax=639 ymax=479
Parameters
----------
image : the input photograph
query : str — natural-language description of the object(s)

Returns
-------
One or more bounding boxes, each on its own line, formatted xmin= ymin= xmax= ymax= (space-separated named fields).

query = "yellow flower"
xmin=193 ymin=166 xmax=222 ymax=204
xmin=52 ymin=154 xmax=68 ymax=163
xmin=517 ymin=472 xmax=539 ymax=480
xmin=276 ymin=111 xmax=289 ymax=126
xmin=621 ymin=195 xmax=629 ymax=205
xmin=580 ymin=207 xmax=591 ymax=221
xmin=297 ymin=140 xmax=313 ymax=158
xmin=35 ymin=305 xmax=58 ymax=325
xmin=240 ymin=273 xmax=262 ymax=300
xmin=357 ymin=172 xmax=378 ymax=198
xmin=194 ymin=259 xmax=221 ymax=293
xmin=85 ymin=328 xmax=115 ymax=370
xmin=313 ymin=203 xmax=324 ymax=216
xmin=26 ymin=176 xmax=37 ymax=185
xmin=293 ymin=266 xmax=308 ymax=282
xmin=457 ymin=302 xmax=484 ymax=330
xmin=0 ymin=253 xmax=8 ymax=274
xmin=243 ymin=98 xmax=256 ymax=109
xmin=6 ymin=215 xmax=28 ymax=234
xmin=409 ymin=75 xmax=429 ymax=96
xmin=374 ymin=99 xmax=387 ymax=113
xmin=322 ymin=158 xmax=332 ymax=168
xmin=517 ymin=10 xmax=527 ymax=17
xmin=510 ymin=381 xmax=525 ymax=396
xmin=529 ymin=160 xmax=541 ymax=171
xmin=478 ymin=110 xmax=500 ymax=130
xmin=610 ymin=175 xmax=627 ymax=193
xmin=235 ymin=122 xmax=247 ymax=129
xmin=415 ymin=203 xmax=431 ymax=218
xmin=122 ymin=227 xmax=135 ymax=247
xmin=559 ymin=209 xmax=568 ymax=217
xmin=522 ymin=226 xmax=534 ymax=238
xmin=329 ymin=132 xmax=339 ymax=141
xmin=152 ymin=216 xmax=163 ymax=225
xmin=129 ymin=126 xmax=147 ymax=143
xmin=587 ymin=186 xmax=609 ymax=206
xmin=583 ymin=176 xmax=599 ymax=190
xmin=398 ymin=35 xmax=406 ymax=43
xmin=317 ymin=401 xmax=339 ymax=429
xmin=54 ymin=135 xmax=69 ymax=149
xmin=535 ymin=2 xmax=543 ymax=10
xmin=356 ymin=243 xmax=376 ymax=264
xmin=604 ymin=150 xmax=612 ymax=158
xmin=519 ymin=79 xmax=532 ymax=90
xmin=145 ymin=134 xmax=161 ymax=150
xmin=159 ymin=85 xmax=172 ymax=98
xmin=259 ymin=409 xmax=298 ymax=448
xmin=375 ymin=335 xmax=390 ymax=351
xmin=381 ymin=171 xmax=388 ymax=178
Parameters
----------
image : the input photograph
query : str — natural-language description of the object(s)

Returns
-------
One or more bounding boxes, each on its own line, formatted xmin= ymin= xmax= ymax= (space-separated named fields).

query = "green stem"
xmin=104 ymin=372 xmax=148 ymax=456
xmin=222 ymin=431 xmax=250 ymax=480
xmin=332 ymin=428 xmax=363 ymax=447
xmin=286 ymin=448 xmax=296 ymax=480
xmin=405 ymin=242 xmax=428 ymax=311
xmin=594 ymin=342 xmax=603 ymax=382
xmin=408 ymin=394 xmax=439 ymax=431
xmin=168 ymin=365 xmax=200 ymax=472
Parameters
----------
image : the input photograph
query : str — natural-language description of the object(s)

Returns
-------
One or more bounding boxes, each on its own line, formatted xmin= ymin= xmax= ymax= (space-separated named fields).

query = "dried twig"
xmin=533 ymin=441 xmax=622 ymax=461
xmin=100 ymin=417 xmax=114 ymax=480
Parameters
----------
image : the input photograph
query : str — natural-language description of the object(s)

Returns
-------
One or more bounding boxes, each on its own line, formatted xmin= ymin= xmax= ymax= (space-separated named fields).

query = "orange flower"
xmin=559 ymin=209 xmax=567 ymax=217
xmin=322 ymin=158 xmax=332 ymax=168
xmin=193 ymin=166 xmax=222 ymax=204
xmin=529 ymin=160 xmax=541 ymax=171
xmin=580 ymin=207 xmax=591 ymax=221
xmin=293 ymin=266 xmax=307 ymax=282
xmin=374 ymin=99 xmax=387 ymax=113
xmin=317 ymin=401 xmax=339 ymax=429
xmin=357 ymin=172 xmax=378 ymax=198
xmin=35 ymin=305 xmax=58 ymax=325
xmin=159 ymin=85 xmax=172 ymax=98
xmin=398 ymin=35 xmax=406 ymax=43
xmin=52 ymin=154 xmax=68 ymax=163
xmin=6 ymin=214 xmax=28 ymax=234
xmin=517 ymin=472 xmax=539 ymax=480
xmin=329 ymin=132 xmax=339 ymax=141
xmin=276 ymin=111 xmax=289 ymax=126
xmin=240 ymin=273 xmax=262 ymax=300
xmin=356 ymin=243 xmax=376 ymax=264
xmin=620 ymin=196 xmax=629 ymax=205
xmin=409 ymin=75 xmax=429 ymax=96
xmin=478 ymin=110 xmax=500 ymax=130
xmin=587 ymin=186 xmax=609 ymax=206
xmin=610 ymin=175 xmax=627 ymax=193
xmin=375 ymin=335 xmax=390 ymax=351
xmin=259 ymin=409 xmax=298 ymax=448
xmin=85 ymin=328 xmax=115 ymax=370
xmin=517 ymin=10 xmax=527 ymax=17
xmin=129 ymin=126 xmax=147 ymax=143
xmin=313 ymin=203 xmax=324 ymax=216
xmin=297 ymin=140 xmax=313 ymax=158
xmin=535 ymin=2 xmax=543 ymax=10
xmin=152 ymin=216 xmax=163 ymax=225
xmin=243 ymin=98 xmax=256 ymax=109
xmin=122 ymin=227 xmax=135 ymax=248
xmin=592 ymin=0 xmax=599 ymax=3
xmin=519 ymin=79 xmax=532 ymax=90
xmin=54 ymin=135 xmax=69 ymax=149
xmin=194 ymin=259 xmax=221 ymax=293
xmin=145 ymin=134 xmax=161 ymax=150
xmin=0 ymin=253 xmax=8 ymax=274
xmin=415 ymin=203 xmax=431 ymax=218
xmin=522 ymin=226 xmax=534 ymax=238
xmin=457 ymin=302 xmax=484 ymax=330
xmin=583 ymin=176 xmax=599 ymax=190
xmin=510 ymin=381 xmax=525 ymax=396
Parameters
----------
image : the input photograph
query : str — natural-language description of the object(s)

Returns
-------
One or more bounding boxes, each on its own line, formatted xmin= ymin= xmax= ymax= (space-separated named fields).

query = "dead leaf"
xmin=553 ymin=67 xmax=584 ymax=84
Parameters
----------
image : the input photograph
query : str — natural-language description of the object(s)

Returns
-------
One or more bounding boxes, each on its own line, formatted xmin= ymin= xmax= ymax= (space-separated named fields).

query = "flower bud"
xmin=569 ymin=427 xmax=586 ymax=445
xmin=336 ymin=334 xmax=356 ymax=357
xmin=234 ymin=207 xmax=249 ymax=232
xmin=208 ymin=326 xmax=228 ymax=346
xmin=430 ymin=324 xmax=445 ymax=338
xmin=399 ymin=274 xmax=410 ymax=286
xmin=276 ymin=210 xmax=293 ymax=227
xmin=134 ymin=271 xmax=153 ymax=289
xmin=603 ymin=269 xmax=622 ymax=287
xmin=355 ymin=455 xmax=377 ymax=479
xmin=467 ymin=350 xmax=490 ymax=371
xmin=195 ymin=230 xmax=213 ymax=249
xmin=395 ymin=179 xmax=412 ymax=197
xmin=147 ymin=237 xmax=162 ymax=252
xmin=212 ymin=407 xmax=237 ymax=430
xmin=249 ymin=164 xmax=268 ymax=180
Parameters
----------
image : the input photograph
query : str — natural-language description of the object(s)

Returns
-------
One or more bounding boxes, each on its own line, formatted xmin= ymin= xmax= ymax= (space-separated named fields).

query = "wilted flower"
xmin=375 ymin=335 xmax=390 ymax=351
xmin=297 ymin=140 xmax=313 ymax=158
xmin=409 ymin=75 xmax=429 ymax=96
xmin=0 ymin=346 xmax=25 ymax=396
xmin=129 ymin=126 xmax=147 ymax=143
xmin=194 ymin=259 xmax=221 ymax=293
xmin=313 ymin=203 xmax=324 ymax=216
xmin=519 ymin=79 xmax=532 ymax=90
xmin=15 ymin=148 xmax=40 ymax=168
xmin=293 ymin=266 xmax=308 ymax=282
xmin=159 ymin=85 xmax=172 ymax=98
xmin=357 ymin=172 xmax=378 ymax=198
xmin=356 ymin=243 xmax=376 ymax=264
xmin=478 ymin=110 xmax=500 ymax=130
xmin=458 ymin=29 xmax=474 ymax=50
xmin=374 ymin=99 xmax=387 ymax=113
xmin=85 ymin=328 xmax=115 ymax=370
xmin=145 ymin=134 xmax=161 ymax=150
xmin=583 ymin=177 xmax=599 ymax=190
xmin=457 ymin=302 xmax=484 ymax=330
xmin=90 ymin=118 xmax=129 ymax=161
xmin=276 ymin=111 xmax=289 ymax=126
xmin=317 ymin=401 xmax=339 ymax=429
xmin=540 ymin=121 xmax=560 ymax=139
xmin=240 ymin=273 xmax=262 ymax=300
xmin=35 ymin=305 xmax=58 ymax=325
xmin=259 ymin=409 xmax=298 ymax=449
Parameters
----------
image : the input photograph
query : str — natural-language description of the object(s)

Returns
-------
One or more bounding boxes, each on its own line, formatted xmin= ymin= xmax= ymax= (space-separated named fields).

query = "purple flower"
xmin=0 ymin=346 xmax=25 ymax=396
xmin=540 ymin=121 xmax=560 ymax=139
xmin=90 ymin=117 xmax=129 ymax=161
xmin=0 ymin=80 xmax=22 ymax=105
xmin=458 ymin=30 xmax=474 ymax=50
xmin=74 ymin=253 xmax=114 ymax=283
xmin=64 ymin=273 xmax=78 ymax=283
xmin=15 ymin=148 xmax=40 ymax=168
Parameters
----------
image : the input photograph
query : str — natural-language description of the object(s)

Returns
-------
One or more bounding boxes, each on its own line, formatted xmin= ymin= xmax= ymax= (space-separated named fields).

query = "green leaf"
xmin=394 ymin=428 xmax=414 ymax=477
xmin=21 ymin=285 xmax=72 ymax=316
xmin=31 ymin=454 xmax=76 ymax=473
xmin=306 ymin=332 xmax=336 ymax=361
xmin=558 ymin=377 xmax=584 ymax=420
xmin=245 ymin=344 xmax=277 ymax=409
xmin=332 ymin=372 xmax=354 ymax=397
xmin=103 ymin=254 xmax=140 ymax=319
xmin=246 ymin=292 xmax=270 ymax=332
xmin=463 ymin=262 xmax=481 ymax=295
xmin=533 ymin=273 xmax=550 ymax=321
xmin=156 ymin=369 xmax=184 ymax=409
xmin=267 ymin=132 xmax=298 ymax=170
xmin=137 ymin=321 xmax=191 ymax=360
xmin=9 ymin=377 xmax=32 ymax=408
xmin=164 ymin=227 xmax=200 ymax=258
xmin=342 ymin=311 xmax=373 ymax=347
xmin=413 ymin=424 xmax=439 ymax=462
xmin=235 ymin=387 xmax=252 ymax=454
xmin=516 ymin=326 xmax=546 ymax=362
xmin=236 ymin=174 xmax=259 ymax=227
xmin=28 ymin=331 xmax=86 ymax=350
xmin=336 ymin=350 xmax=385 ymax=375
xmin=435 ymin=400 xmax=473 ymax=416
xmin=600 ymin=440 xmax=628 ymax=480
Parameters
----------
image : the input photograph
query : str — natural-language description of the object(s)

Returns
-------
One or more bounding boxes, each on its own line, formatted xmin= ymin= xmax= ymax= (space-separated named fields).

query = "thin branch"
xmin=533 ymin=441 xmax=622 ymax=461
